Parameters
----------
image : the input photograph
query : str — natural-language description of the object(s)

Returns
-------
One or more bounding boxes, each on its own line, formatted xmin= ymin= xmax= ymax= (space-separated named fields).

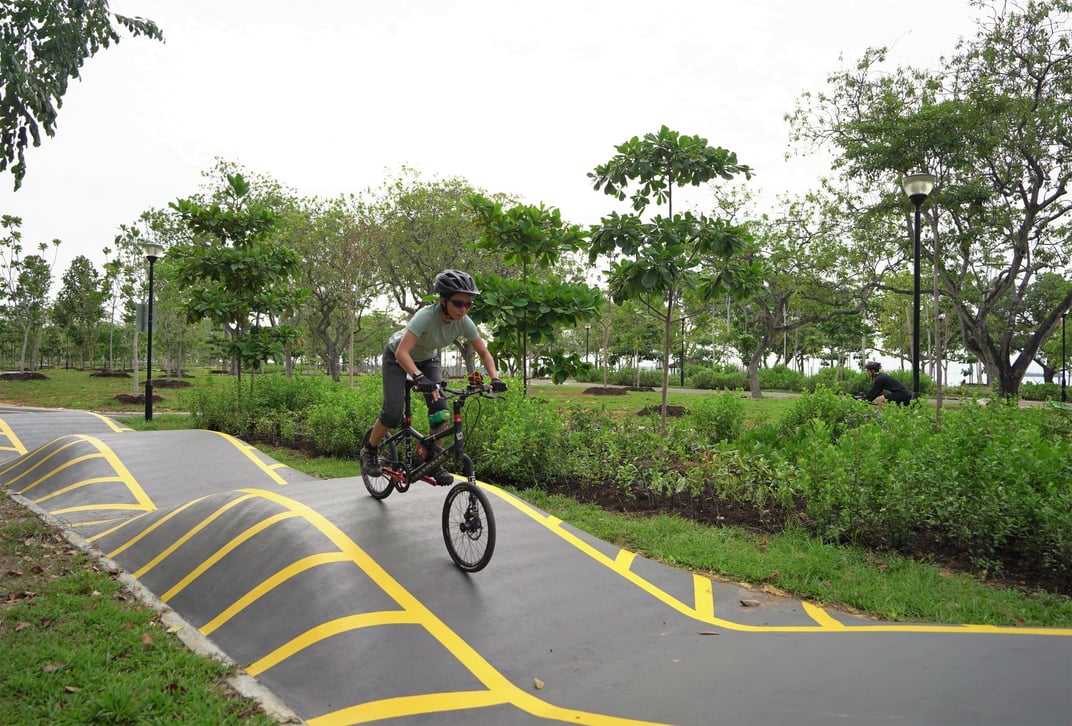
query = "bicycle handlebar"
xmin=439 ymin=382 xmax=500 ymax=400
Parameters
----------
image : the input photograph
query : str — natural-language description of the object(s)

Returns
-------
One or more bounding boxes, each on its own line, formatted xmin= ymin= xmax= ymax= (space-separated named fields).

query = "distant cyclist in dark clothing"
xmin=859 ymin=361 xmax=914 ymax=409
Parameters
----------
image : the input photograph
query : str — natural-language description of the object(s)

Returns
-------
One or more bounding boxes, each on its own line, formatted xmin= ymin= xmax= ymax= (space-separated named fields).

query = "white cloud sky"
xmin=0 ymin=0 xmax=981 ymax=278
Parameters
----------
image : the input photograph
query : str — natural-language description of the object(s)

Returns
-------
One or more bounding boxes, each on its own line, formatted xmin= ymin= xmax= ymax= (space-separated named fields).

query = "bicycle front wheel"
xmin=362 ymin=428 xmax=396 ymax=500
xmin=442 ymin=483 xmax=496 ymax=572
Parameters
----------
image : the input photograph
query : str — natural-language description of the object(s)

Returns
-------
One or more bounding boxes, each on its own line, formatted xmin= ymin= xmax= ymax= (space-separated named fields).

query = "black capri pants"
xmin=377 ymin=348 xmax=448 ymax=429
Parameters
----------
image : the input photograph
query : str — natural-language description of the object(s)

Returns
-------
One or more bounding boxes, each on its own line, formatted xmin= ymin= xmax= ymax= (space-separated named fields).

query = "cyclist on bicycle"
xmin=857 ymin=360 xmax=914 ymax=409
xmin=360 ymin=269 xmax=507 ymax=485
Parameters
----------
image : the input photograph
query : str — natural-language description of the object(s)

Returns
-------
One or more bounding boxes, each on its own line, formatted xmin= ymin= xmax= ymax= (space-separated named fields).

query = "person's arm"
xmin=396 ymin=330 xmax=440 ymax=399
xmin=471 ymin=337 xmax=500 ymax=380
xmin=863 ymin=376 xmax=883 ymax=402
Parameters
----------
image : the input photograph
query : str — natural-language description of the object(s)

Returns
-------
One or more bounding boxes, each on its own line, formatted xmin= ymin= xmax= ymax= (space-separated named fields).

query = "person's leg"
xmin=418 ymin=358 xmax=453 ymax=485
xmin=874 ymin=394 xmax=888 ymax=410
xmin=362 ymin=350 xmax=406 ymax=476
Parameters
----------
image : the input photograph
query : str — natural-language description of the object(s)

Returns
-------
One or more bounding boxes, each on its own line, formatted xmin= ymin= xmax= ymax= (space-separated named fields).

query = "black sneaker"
xmin=430 ymin=465 xmax=454 ymax=486
xmin=360 ymin=443 xmax=382 ymax=477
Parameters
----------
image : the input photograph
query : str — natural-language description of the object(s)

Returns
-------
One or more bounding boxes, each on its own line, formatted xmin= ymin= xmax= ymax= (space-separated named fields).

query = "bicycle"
xmin=360 ymin=371 xmax=501 ymax=572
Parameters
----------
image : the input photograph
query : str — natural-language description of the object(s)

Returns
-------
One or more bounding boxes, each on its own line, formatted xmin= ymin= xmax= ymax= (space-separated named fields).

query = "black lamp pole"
xmin=901 ymin=173 xmax=936 ymax=400
xmin=1062 ymin=309 xmax=1067 ymax=402
xmin=680 ymin=316 xmax=686 ymax=387
xmin=142 ymin=243 xmax=164 ymax=421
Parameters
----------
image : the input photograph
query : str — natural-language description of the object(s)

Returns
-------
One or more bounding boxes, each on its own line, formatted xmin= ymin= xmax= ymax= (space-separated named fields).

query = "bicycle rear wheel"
xmin=442 ymin=482 xmax=496 ymax=572
xmin=361 ymin=428 xmax=396 ymax=500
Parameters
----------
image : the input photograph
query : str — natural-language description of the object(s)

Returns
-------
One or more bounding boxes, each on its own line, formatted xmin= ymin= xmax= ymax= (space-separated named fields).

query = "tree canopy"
xmin=0 ymin=0 xmax=163 ymax=190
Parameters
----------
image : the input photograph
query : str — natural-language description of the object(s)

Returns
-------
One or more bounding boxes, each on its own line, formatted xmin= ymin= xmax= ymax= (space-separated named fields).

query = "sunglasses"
xmin=449 ymin=298 xmax=473 ymax=310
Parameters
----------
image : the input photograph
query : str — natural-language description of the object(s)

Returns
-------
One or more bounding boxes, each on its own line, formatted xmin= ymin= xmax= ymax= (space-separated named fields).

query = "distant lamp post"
xmin=936 ymin=313 xmax=946 ymax=421
xmin=680 ymin=316 xmax=686 ymax=387
xmin=585 ymin=324 xmax=591 ymax=365
xmin=142 ymin=242 xmax=165 ymax=421
xmin=901 ymin=172 xmax=936 ymax=400
xmin=1062 ymin=308 xmax=1068 ymax=402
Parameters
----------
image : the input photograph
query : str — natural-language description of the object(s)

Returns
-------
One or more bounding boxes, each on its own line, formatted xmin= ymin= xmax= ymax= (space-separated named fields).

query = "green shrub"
xmin=757 ymin=364 xmax=807 ymax=392
xmin=686 ymin=367 xmax=748 ymax=390
xmin=1020 ymin=382 xmax=1061 ymax=401
xmin=469 ymin=389 xmax=569 ymax=487
xmin=777 ymin=386 xmax=873 ymax=443
xmin=684 ymin=390 xmax=746 ymax=443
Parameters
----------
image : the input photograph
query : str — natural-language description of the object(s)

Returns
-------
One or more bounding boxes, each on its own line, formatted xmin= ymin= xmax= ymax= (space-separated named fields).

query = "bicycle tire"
xmin=441 ymin=482 xmax=496 ymax=572
xmin=361 ymin=428 xmax=396 ymax=500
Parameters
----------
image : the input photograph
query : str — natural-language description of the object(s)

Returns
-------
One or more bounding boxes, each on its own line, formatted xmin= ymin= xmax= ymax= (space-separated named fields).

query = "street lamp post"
xmin=585 ymin=324 xmax=591 ymax=365
xmin=680 ymin=316 xmax=686 ymax=387
xmin=901 ymin=173 xmax=936 ymax=400
xmin=1062 ymin=309 xmax=1067 ymax=402
xmin=142 ymin=242 xmax=165 ymax=421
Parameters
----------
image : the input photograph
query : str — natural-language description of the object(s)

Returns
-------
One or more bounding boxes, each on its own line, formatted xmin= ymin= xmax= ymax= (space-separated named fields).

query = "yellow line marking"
xmin=33 ymin=475 xmax=124 ymax=503
xmin=240 ymin=488 xmax=668 ymax=725
xmin=20 ymin=452 xmax=104 ymax=494
xmin=614 ymin=549 xmax=636 ymax=569
xmin=103 ymin=498 xmax=207 ymax=556
xmin=0 ymin=436 xmax=86 ymax=490
xmin=307 ymin=691 xmax=510 ymax=726
xmin=246 ymin=611 xmax=420 ymax=675
xmin=479 ymin=484 xmax=1072 ymax=637
xmin=131 ymin=495 xmax=256 ymax=579
xmin=83 ymin=411 xmax=132 ymax=433
xmin=160 ymin=511 xmax=301 ymax=602
xmin=200 ymin=552 xmax=352 ymax=636
xmin=692 ymin=574 xmax=715 ymax=620
xmin=803 ymin=601 xmax=846 ymax=628
xmin=0 ymin=418 xmax=27 ymax=456
xmin=210 ymin=431 xmax=289 ymax=485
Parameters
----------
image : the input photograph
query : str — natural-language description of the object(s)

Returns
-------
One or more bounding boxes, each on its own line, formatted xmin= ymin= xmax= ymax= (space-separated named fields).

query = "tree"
xmin=280 ymin=195 xmax=380 ymax=382
xmin=469 ymin=194 xmax=602 ymax=392
xmin=787 ymin=0 xmax=1072 ymax=397
xmin=0 ymin=0 xmax=163 ymax=190
xmin=589 ymin=126 xmax=755 ymax=429
xmin=366 ymin=168 xmax=504 ymax=317
xmin=52 ymin=255 xmax=106 ymax=368
xmin=0 ymin=214 xmax=58 ymax=369
xmin=169 ymin=172 xmax=307 ymax=392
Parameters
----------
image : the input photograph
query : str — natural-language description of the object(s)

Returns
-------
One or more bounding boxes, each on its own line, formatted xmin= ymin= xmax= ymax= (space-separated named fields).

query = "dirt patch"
xmin=0 ymin=372 xmax=48 ymax=382
xmin=113 ymin=393 xmax=163 ymax=404
xmin=637 ymin=404 xmax=688 ymax=417
xmin=583 ymin=386 xmax=627 ymax=396
xmin=151 ymin=379 xmax=191 ymax=389
xmin=89 ymin=370 xmax=131 ymax=378
xmin=581 ymin=385 xmax=657 ymax=395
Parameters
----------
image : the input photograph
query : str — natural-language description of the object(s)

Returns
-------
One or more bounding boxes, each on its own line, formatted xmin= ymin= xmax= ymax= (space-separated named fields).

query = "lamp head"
xmin=142 ymin=242 xmax=165 ymax=261
xmin=901 ymin=173 xmax=936 ymax=206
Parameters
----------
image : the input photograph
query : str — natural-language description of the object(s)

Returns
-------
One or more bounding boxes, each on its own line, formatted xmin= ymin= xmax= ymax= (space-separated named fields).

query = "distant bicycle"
xmin=361 ymin=371 xmax=501 ymax=572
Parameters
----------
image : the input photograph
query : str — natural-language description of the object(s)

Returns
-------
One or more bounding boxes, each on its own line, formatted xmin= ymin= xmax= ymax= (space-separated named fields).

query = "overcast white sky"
xmin=1 ymin=0 xmax=982 ymax=280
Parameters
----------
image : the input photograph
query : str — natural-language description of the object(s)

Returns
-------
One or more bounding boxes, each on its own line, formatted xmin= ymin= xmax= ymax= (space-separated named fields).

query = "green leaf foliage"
xmin=0 ymin=1 xmax=163 ymax=189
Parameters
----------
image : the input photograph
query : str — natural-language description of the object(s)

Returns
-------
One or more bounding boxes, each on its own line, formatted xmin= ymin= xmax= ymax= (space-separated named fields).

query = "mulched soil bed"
xmin=0 ymin=372 xmax=48 ymax=381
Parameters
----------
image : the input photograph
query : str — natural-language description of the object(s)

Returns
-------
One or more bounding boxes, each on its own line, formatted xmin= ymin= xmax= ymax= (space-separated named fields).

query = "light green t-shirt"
xmin=387 ymin=304 xmax=480 ymax=362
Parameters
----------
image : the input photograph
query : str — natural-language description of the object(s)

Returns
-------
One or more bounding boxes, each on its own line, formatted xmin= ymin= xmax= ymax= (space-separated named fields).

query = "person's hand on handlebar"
xmin=412 ymin=372 xmax=438 ymax=394
xmin=490 ymin=378 xmax=508 ymax=393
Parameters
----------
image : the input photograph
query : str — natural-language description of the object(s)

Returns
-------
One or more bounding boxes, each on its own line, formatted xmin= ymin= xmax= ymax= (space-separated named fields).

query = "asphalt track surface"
xmin=1 ymin=406 xmax=1069 ymax=725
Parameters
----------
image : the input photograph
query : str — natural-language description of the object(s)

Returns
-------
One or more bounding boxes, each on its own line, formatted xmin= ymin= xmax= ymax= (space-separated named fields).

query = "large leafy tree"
xmin=366 ymin=168 xmax=503 ymax=317
xmin=469 ymin=194 xmax=602 ymax=392
xmin=0 ymin=0 xmax=163 ymax=189
xmin=589 ymin=126 xmax=755 ymax=428
xmin=280 ymin=195 xmax=381 ymax=382
xmin=787 ymin=0 xmax=1072 ymax=397
xmin=0 ymin=214 xmax=57 ymax=369
xmin=169 ymin=172 xmax=307 ymax=390
xmin=52 ymin=254 xmax=106 ymax=368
